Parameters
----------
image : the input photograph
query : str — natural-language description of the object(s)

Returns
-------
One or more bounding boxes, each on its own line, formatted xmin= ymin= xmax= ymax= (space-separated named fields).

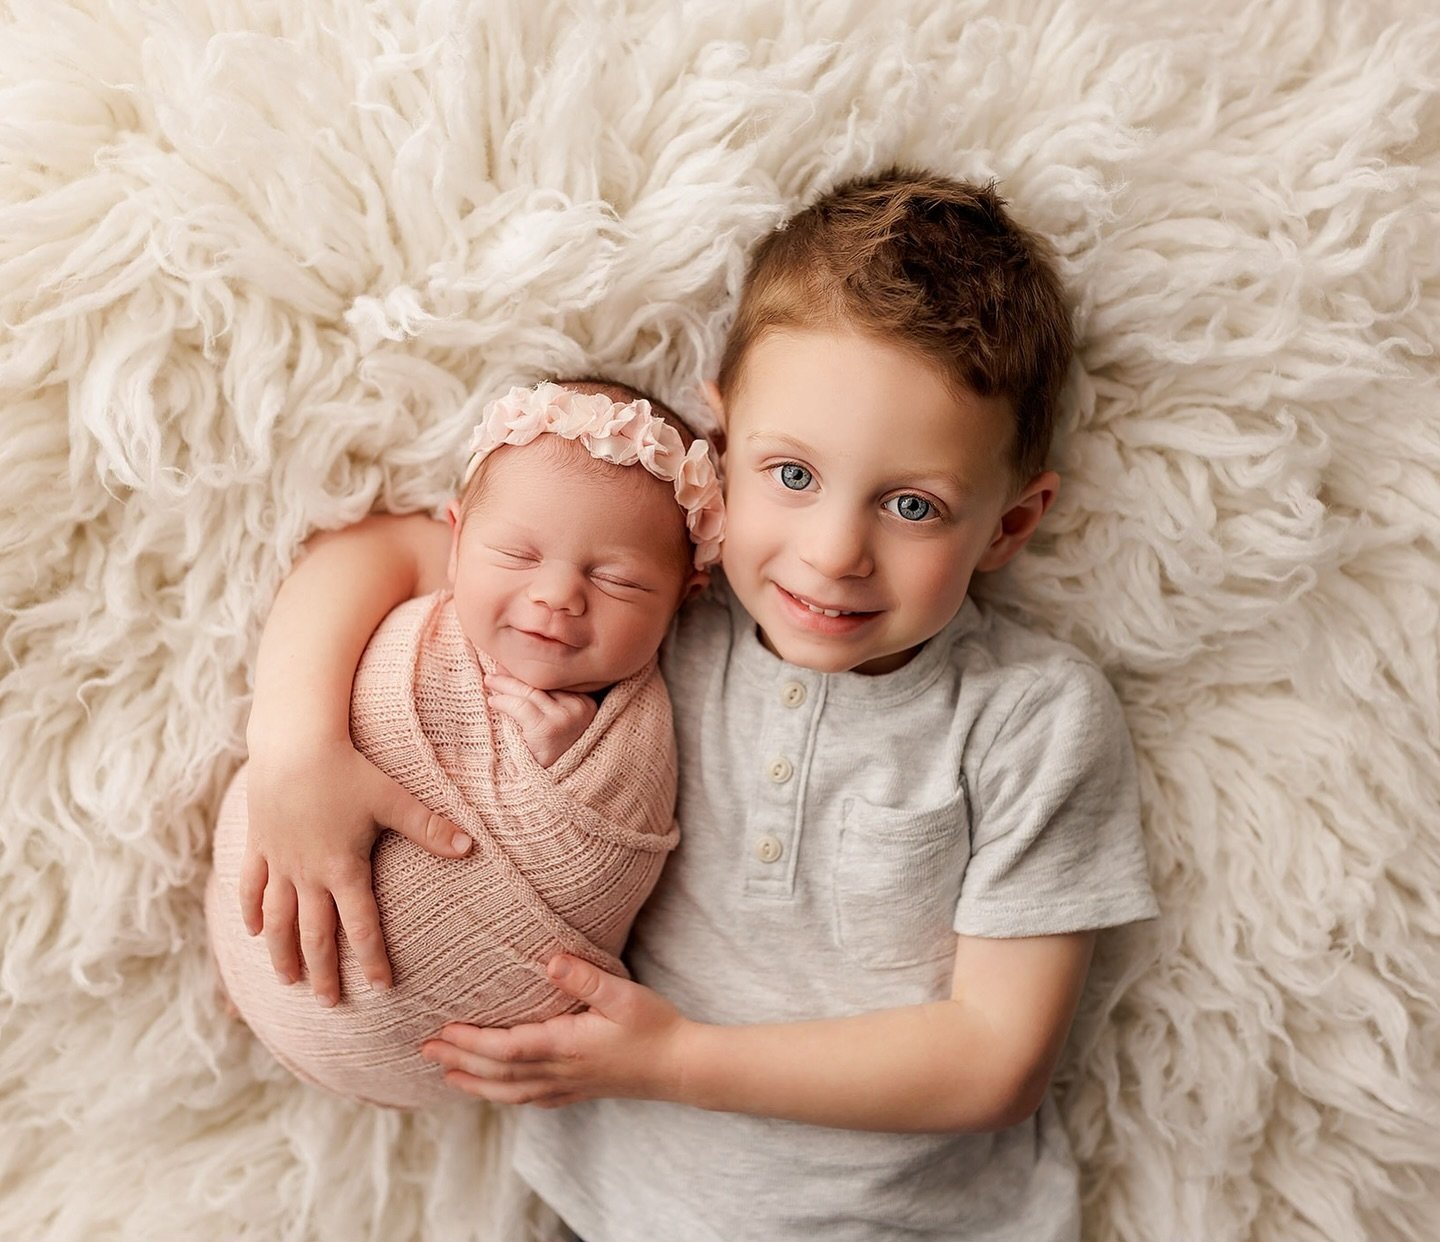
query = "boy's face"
xmin=712 ymin=328 xmax=1056 ymax=676
xmin=447 ymin=439 xmax=695 ymax=692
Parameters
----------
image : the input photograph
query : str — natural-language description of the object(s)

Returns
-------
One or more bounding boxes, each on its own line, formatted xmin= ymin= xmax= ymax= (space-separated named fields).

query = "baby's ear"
xmin=444 ymin=500 xmax=463 ymax=586
xmin=683 ymin=568 xmax=711 ymax=602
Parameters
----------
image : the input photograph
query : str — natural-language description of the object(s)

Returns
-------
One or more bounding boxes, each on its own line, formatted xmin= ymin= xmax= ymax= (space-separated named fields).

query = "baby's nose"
xmin=528 ymin=563 xmax=587 ymax=614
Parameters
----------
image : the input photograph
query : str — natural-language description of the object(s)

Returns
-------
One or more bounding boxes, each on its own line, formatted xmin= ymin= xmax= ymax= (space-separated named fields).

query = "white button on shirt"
xmin=767 ymin=756 xmax=794 ymax=783
xmin=781 ymin=680 xmax=806 ymax=707
xmin=755 ymin=835 xmax=784 ymax=863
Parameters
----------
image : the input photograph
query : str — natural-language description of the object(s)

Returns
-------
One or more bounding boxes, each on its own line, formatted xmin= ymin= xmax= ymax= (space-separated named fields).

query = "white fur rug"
xmin=2 ymin=1 xmax=1437 ymax=1239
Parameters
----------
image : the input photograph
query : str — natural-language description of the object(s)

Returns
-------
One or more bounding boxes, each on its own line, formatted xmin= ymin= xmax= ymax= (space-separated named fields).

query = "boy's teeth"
xmin=805 ymin=601 xmax=849 ymax=617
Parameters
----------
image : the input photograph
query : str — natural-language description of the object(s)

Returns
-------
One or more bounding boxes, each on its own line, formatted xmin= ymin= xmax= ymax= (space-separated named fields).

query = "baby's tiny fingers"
xmin=487 ymin=693 xmax=545 ymax=728
xmin=555 ymin=693 xmax=597 ymax=723
xmin=486 ymin=672 xmax=537 ymax=698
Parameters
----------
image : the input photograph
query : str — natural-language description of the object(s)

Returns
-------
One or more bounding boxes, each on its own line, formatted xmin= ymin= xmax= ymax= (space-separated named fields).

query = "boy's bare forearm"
xmin=673 ymin=1000 xmax=1034 ymax=1134
xmin=247 ymin=514 xmax=450 ymax=753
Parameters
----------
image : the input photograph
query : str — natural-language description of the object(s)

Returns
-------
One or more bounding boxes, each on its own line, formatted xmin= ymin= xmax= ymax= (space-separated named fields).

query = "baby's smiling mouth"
xmin=513 ymin=627 xmax=581 ymax=648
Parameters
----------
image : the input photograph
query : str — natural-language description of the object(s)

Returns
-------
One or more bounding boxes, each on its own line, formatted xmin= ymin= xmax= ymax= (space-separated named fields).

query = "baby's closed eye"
xmin=590 ymin=571 xmax=651 ymax=593
xmin=490 ymin=546 xmax=539 ymax=564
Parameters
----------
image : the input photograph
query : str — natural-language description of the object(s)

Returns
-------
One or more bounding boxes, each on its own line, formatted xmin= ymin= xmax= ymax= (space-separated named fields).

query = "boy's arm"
xmin=241 ymin=512 xmax=461 ymax=1006
xmin=421 ymin=930 xmax=1095 ymax=1132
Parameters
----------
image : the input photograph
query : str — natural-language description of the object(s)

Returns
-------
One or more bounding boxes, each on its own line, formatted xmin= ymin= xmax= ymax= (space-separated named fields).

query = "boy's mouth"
xmin=780 ymin=586 xmax=875 ymax=617
xmin=775 ymin=585 xmax=879 ymax=631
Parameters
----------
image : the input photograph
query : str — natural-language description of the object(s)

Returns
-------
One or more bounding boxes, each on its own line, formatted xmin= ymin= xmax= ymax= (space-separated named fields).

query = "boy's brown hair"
xmin=716 ymin=169 xmax=1073 ymax=485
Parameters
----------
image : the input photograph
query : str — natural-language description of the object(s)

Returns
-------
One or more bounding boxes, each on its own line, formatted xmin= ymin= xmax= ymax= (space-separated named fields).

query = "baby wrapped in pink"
xmin=205 ymin=380 xmax=723 ymax=1108
xmin=206 ymin=590 xmax=679 ymax=1107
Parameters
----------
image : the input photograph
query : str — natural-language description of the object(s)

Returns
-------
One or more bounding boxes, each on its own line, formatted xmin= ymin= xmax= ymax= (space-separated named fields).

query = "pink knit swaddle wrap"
xmin=205 ymin=590 xmax=679 ymax=1108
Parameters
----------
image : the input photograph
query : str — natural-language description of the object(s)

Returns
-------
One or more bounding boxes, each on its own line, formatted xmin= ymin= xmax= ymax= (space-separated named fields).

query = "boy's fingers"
xmin=238 ymin=848 xmax=268 ymax=935
xmin=439 ymin=1072 xmax=565 ymax=1106
xmin=297 ymin=888 xmax=341 ymax=1006
xmin=370 ymin=772 xmax=470 ymax=858
xmin=422 ymin=1044 xmax=543 ymax=1082
xmin=333 ymin=880 xmax=392 ymax=991
xmin=547 ymin=954 xmax=625 ymax=1015
xmin=261 ymin=879 xmax=302 ymax=985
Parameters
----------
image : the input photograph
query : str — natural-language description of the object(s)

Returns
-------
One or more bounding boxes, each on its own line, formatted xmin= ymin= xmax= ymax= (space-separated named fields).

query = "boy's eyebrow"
xmin=745 ymin=430 xmax=815 ymax=456
xmin=745 ymin=431 xmax=978 ymax=497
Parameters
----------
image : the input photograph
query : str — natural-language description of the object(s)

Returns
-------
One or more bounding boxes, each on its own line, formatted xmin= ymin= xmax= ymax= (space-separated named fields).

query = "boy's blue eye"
xmin=885 ymin=494 xmax=935 ymax=522
xmin=776 ymin=463 xmax=812 ymax=491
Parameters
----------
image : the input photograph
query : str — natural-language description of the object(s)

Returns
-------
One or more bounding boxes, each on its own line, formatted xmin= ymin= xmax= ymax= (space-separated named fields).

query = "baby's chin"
xmin=518 ymin=657 xmax=654 ymax=695
xmin=476 ymin=645 xmax=628 ymax=695
xmin=529 ymin=671 xmax=612 ymax=694
xmin=459 ymin=622 xmax=655 ymax=693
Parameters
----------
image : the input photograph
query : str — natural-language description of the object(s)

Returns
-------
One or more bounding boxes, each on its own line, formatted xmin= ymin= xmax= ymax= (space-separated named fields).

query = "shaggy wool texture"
xmin=1 ymin=1 xmax=1437 ymax=1240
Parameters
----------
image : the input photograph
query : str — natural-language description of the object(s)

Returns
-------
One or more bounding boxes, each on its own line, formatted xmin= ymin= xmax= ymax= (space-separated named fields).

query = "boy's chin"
xmin=756 ymin=627 xmax=918 ymax=677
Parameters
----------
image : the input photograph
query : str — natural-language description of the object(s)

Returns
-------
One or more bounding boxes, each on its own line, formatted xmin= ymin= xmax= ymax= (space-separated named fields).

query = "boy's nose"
xmin=528 ymin=563 xmax=587 ymax=614
xmin=799 ymin=508 xmax=873 ymax=580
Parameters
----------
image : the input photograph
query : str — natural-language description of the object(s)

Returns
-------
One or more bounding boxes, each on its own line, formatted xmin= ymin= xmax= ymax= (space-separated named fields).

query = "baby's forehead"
xmin=481 ymin=433 xmax=669 ymax=498
xmin=466 ymin=442 xmax=685 ymax=563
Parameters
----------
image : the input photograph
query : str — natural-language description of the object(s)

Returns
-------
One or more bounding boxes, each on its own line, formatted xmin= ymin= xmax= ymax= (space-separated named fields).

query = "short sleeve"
xmin=953 ymin=660 xmax=1160 ymax=938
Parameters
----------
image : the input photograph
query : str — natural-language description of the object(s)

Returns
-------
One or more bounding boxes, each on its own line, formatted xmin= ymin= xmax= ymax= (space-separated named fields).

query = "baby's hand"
xmin=486 ymin=670 xmax=597 ymax=767
xmin=241 ymin=735 xmax=471 ymax=1005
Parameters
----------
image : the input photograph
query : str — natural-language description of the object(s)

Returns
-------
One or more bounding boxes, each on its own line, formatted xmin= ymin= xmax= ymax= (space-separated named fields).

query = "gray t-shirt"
xmin=516 ymin=581 xmax=1159 ymax=1241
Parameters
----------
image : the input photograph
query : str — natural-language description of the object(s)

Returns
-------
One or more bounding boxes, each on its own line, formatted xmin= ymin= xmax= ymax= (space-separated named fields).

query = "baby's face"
xmin=447 ymin=437 xmax=693 ymax=692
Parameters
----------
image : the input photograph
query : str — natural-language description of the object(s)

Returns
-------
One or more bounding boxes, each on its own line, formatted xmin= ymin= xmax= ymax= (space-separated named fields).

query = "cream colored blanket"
xmin=206 ymin=591 xmax=679 ymax=1108
xmin=6 ymin=5 xmax=1437 ymax=1239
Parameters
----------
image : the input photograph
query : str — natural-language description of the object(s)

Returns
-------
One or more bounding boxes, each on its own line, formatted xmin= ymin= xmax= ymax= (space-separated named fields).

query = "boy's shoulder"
xmin=675 ymin=575 xmax=733 ymax=627
xmin=950 ymin=595 xmax=1107 ymax=677
xmin=943 ymin=597 xmax=1127 ymax=736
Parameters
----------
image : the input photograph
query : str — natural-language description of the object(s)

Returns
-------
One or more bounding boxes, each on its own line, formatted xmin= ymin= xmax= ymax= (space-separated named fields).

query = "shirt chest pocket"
xmin=832 ymin=782 xmax=972 ymax=970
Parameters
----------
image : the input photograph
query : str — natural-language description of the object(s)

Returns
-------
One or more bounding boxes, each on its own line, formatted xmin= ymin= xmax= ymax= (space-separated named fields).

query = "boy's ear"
xmin=975 ymin=471 xmax=1060 ymax=573
xmin=699 ymin=380 xmax=727 ymax=457
xmin=444 ymin=500 xmax=463 ymax=586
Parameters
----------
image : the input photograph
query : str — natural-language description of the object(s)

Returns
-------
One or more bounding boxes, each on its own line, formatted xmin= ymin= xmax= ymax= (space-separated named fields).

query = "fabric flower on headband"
xmin=462 ymin=382 xmax=726 ymax=569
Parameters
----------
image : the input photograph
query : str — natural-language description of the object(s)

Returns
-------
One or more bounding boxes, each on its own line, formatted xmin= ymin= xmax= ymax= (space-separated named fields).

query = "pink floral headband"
xmin=463 ymin=382 xmax=725 ymax=569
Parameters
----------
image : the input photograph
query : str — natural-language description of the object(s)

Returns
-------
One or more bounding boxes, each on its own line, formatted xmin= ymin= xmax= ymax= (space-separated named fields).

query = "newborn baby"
xmin=206 ymin=380 xmax=724 ymax=1107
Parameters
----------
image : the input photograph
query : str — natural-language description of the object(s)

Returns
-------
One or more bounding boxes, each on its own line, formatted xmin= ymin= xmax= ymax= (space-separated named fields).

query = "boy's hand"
xmin=485 ymin=670 xmax=597 ymax=768
xmin=419 ymin=955 xmax=690 ymax=1107
xmin=239 ymin=737 xmax=472 ymax=1005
